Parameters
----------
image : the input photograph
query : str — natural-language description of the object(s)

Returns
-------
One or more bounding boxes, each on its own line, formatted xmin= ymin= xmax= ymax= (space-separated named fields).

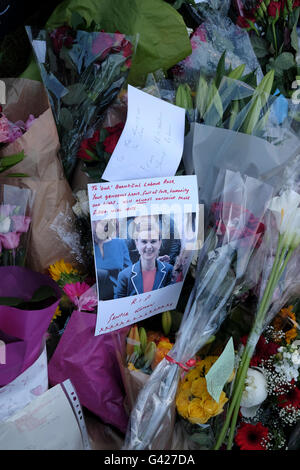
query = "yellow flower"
xmin=196 ymin=356 xmax=218 ymax=375
xmin=128 ymin=362 xmax=139 ymax=372
xmin=176 ymin=389 xmax=192 ymax=419
xmin=52 ymin=305 xmax=62 ymax=321
xmin=190 ymin=377 xmax=210 ymax=399
xmin=188 ymin=398 xmax=210 ymax=424
xmin=203 ymin=391 xmax=228 ymax=417
xmin=179 ymin=380 xmax=192 ymax=392
xmin=48 ymin=259 xmax=77 ymax=282
xmin=184 ymin=368 xmax=200 ymax=383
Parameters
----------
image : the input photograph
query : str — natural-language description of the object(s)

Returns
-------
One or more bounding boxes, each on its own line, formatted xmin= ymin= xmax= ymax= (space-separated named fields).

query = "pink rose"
xmin=0 ymin=232 xmax=21 ymax=250
xmin=11 ymin=215 xmax=31 ymax=233
xmin=0 ymin=115 xmax=10 ymax=143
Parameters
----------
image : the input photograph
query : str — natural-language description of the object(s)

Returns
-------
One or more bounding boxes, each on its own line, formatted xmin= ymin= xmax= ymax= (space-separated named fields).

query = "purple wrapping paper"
xmin=48 ymin=310 xmax=129 ymax=433
xmin=0 ymin=266 xmax=61 ymax=386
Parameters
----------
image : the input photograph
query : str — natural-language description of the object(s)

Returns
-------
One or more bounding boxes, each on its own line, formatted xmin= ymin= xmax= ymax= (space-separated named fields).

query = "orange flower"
xmin=272 ymin=305 xmax=298 ymax=344
xmin=151 ymin=339 xmax=173 ymax=370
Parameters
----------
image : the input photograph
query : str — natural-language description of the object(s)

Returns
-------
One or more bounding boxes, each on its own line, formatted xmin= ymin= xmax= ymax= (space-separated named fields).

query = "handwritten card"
xmin=0 ymin=345 xmax=48 ymax=422
xmin=102 ymin=85 xmax=186 ymax=182
xmin=205 ymin=337 xmax=235 ymax=403
xmin=0 ymin=380 xmax=91 ymax=450
xmin=88 ymin=175 xmax=202 ymax=335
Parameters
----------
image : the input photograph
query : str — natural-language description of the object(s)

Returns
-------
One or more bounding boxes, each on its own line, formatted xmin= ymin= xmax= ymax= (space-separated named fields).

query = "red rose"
xmin=210 ymin=202 xmax=265 ymax=246
xmin=268 ymin=1 xmax=282 ymax=17
xmin=236 ymin=15 xmax=255 ymax=28
xmin=77 ymin=130 xmax=100 ymax=161
xmin=103 ymin=123 xmax=124 ymax=154
xmin=50 ymin=26 xmax=75 ymax=54
xmin=103 ymin=133 xmax=120 ymax=154
xmin=293 ymin=0 xmax=300 ymax=6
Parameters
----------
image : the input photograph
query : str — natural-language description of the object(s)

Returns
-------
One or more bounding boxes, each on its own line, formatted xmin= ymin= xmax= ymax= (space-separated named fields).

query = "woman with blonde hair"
xmin=115 ymin=215 xmax=174 ymax=298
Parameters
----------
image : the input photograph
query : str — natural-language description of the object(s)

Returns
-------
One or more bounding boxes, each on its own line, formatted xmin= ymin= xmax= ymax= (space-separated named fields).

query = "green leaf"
xmin=250 ymin=35 xmax=269 ymax=58
xmin=215 ymin=51 xmax=226 ymax=89
xmin=45 ymin=0 xmax=192 ymax=86
xmin=59 ymin=107 xmax=74 ymax=130
xmin=6 ymin=173 xmax=29 ymax=178
xmin=0 ymin=297 xmax=23 ymax=307
xmin=227 ymin=64 xmax=245 ymax=81
xmin=71 ymin=10 xmax=87 ymax=29
xmin=273 ymin=52 xmax=296 ymax=71
xmin=30 ymin=286 xmax=57 ymax=303
xmin=0 ymin=286 xmax=57 ymax=307
xmin=0 ymin=151 xmax=26 ymax=169
xmin=291 ymin=19 xmax=299 ymax=53
xmin=62 ymin=83 xmax=87 ymax=106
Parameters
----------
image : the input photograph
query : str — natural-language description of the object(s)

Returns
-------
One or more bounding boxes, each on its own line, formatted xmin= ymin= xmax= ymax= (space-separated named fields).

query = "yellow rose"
xmin=176 ymin=389 xmax=191 ymax=419
xmin=184 ymin=368 xmax=200 ymax=383
xmin=180 ymin=380 xmax=192 ymax=392
xmin=190 ymin=377 xmax=210 ymax=399
xmin=188 ymin=398 xmax=210 ymax=424
xmin=203 ymin=391 xmax=228 ymax=418
xmin=196 ymin=356 xmax=218 ymax=375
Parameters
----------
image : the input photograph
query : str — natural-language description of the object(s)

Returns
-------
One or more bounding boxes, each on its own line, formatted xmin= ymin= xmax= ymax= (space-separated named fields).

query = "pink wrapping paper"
xmin=48 ymin=310 xmax=129 ymax=433
xmin=0 ymin=266 xmax=61 ymax=386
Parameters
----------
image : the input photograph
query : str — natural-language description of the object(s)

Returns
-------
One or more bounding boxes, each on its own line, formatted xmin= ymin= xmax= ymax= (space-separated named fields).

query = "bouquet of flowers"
xmin=0 ymin=106 xmax=31 ymax=176
xmin=0 ymin=185 xmax=34 ymax=267
xmin=75 ymin=90 xmax=127 ymax=181
xmin=232 ymin=0 xmax=300 ymax=97
xmin=215 ymin=187 xmax=300 ymax=450
xmin=123 ymin=169 xmax=273 ymax=450
xmin=26 ymin=24 xmax=137 ymax=181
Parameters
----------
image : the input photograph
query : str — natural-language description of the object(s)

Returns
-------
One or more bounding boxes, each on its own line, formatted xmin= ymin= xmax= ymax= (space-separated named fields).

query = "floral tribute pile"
xmin=0 ymin=0 xmax=300 ymax=452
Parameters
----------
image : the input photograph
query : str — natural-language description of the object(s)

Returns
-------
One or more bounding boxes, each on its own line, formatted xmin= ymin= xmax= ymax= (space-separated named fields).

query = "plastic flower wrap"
xmin=75 ymin=91 xmax=127 ymax=180
xmin=227 ymin=304 xmax=300 ymax=450
xmin=123 ymin=169 xmax=273 ymax=450
xmin=215 ymin=187 xmax=300 ymax=450
xmin=232 ymin=0 xmax=300 ymax=97
xmin=0 ymin=185 xmax=34 ymax=266
xmin=26 ymin=26 xmax=137 ymax=181
xmin=177 ymin=67 xmax=300 ymax=208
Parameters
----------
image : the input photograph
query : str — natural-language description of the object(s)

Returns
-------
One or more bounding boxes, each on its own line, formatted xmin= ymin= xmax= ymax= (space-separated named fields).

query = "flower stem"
xmin=215 ymin=236 xmax=294 ymax=450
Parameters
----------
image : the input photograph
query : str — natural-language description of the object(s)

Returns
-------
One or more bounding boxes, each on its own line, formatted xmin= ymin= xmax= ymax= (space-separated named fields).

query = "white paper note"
xmin=0 ymin=381 xmax=90 ymax=450
xmin=102 ymin=85 xmax=186 ymax=181
xmin=0 ymin=345 xmax=48 ymax=422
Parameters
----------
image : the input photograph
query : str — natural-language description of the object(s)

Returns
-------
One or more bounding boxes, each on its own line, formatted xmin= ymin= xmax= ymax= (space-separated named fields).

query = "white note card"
xmin=102 ymin=85 xmax=186 ymax=182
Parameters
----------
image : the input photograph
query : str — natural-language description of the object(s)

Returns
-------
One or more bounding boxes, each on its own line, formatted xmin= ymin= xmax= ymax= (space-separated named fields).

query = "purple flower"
xmin=0 ymin=232 xmax=21 ymax=250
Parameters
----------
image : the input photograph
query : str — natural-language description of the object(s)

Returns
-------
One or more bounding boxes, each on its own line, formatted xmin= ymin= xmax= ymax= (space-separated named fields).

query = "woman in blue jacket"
xmin=94 ymin=219 xmax=132 ymax=300
xmin=115 ymin=216 xmax=174 ymax=298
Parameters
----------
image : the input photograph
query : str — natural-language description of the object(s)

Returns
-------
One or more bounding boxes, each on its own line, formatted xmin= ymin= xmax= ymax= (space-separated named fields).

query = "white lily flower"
xmin=240 ymin=368 xmax=267 ymax=409
xmin=268 ymin=189 xmax=300 ymax=249
xmin=0 ymin=216 xmax=11 ymax=233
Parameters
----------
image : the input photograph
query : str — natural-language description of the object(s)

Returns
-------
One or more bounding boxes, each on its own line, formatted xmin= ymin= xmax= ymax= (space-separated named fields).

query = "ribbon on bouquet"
xmin=165 ymin=355 xmax=197 ymax=372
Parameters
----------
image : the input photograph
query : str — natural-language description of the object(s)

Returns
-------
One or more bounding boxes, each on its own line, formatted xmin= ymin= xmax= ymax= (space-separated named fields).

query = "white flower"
xmin=72 ymin=201 xmax=83 ymax=218
xmin=240 ymin=368 xmax=267 ymax=409
xmin=74 ymin=190 xmax=90 ymax=216
xmin=76 ymin=190 xmax=88 ymax=204
xmin=0 ymin=216 xmax=11 ymax=233
xmin=268 ymin=189 xmax=300 ymax=249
